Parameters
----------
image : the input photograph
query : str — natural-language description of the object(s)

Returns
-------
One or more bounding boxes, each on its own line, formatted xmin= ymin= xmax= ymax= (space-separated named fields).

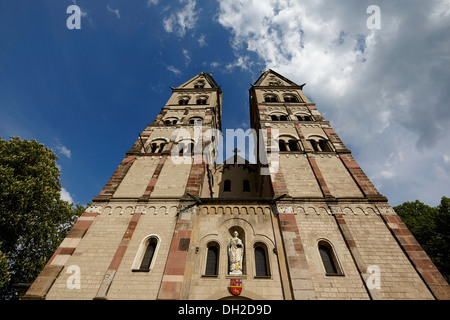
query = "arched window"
xmin=132 ymin=236 xmax=160 ymax=272
xmin=164 ymin=117 xmax=178 ymax=125
xmin=279 ymin=115 xmax=288 ymax=121
xmin=205 ymin=243 xmax=219 ymax=276
xmin=224 ymin=179 xmax=231 ymax=192
xmin=148 ymin=140 xmax=166 ymax=154
xmin=283 ymin=95 xmax=298 ymax=103
xmin=194 ymin=81 xmax=205 ymax=89
xmin=189 ymin=117 xmax=203 ymax=125
xmin=254 ymin=243 xmax=270 ymax=277
xmin=178 ymin=97 xmax=190 ymax=105
xmin=140 ymin=239 xmax=157 ymax=270
xmin=243 ymin=179 xmax=250 ymax=192
xmin=264 ymin=95 xmax=278 ymax=102
xmin=318 ymin=241 xmax=342 ymax=276
xmin=270 ymin=115 xmax=279 ymax=121
xmin=196 ymin=97 xmax=207 ymax=105
xmin=296 ymin=115 xmax=304 ymax=121
xmin=308 ymin=138 xmax=332 ymax=152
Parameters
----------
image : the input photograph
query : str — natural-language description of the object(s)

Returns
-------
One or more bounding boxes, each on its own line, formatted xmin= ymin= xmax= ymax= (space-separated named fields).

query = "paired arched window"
xmin=278 ymin=137 xmax=300 ymax=152
xmin=196 ymin=97 xmax=208 ymax=105
xmin=177 ymin=141 xmax=195 ymax=155
xmin=164 ymin=117 xmax=178 ymax=125
xmin=148 ymin=139 xmax=166 ymax=153
xmin=318 ymin=240 xmax=343 ymax=276
xmin=308 ymin=138 xmax=332 ymax=152
xmin=264 ymin=94 xmax=278 ymax=102
xmin=178 ymin=97 xmax=190 ymax=105
xmin=296 ymin=114 xmax=313 ymax=121
xmin=270 ymin=114 xmax=289 ymax=121
xmin=283 ymin=95 xmax=299 ymax=103
xmin=194 ymin=81 xmax=205 ymax=88
xmin=189 ymin=117 xmax=203 ymax=125
xmin=133 ymin=236 xmax=160 ymax=272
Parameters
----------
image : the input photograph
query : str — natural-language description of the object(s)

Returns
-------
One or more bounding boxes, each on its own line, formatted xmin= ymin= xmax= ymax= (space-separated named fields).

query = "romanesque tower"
xmin=24 ymin=70 xmax=449 ymax=300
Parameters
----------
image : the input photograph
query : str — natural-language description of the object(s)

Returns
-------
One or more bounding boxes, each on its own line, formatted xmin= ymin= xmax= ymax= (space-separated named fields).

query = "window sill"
xmin=325 ymin=273 xmax=345 ymax=277
xmin=132 ymin=269 xmax=150 ymax=273
xmin=201 ymin=275 xmax=219 ymax=278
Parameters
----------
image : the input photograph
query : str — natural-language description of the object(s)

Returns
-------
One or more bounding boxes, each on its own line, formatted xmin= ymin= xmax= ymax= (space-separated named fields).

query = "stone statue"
xmin=228 ymin=231 xmax=244 ymax=275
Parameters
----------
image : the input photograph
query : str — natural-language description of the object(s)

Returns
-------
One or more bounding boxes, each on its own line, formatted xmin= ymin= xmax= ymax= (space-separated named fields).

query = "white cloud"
xmin=182 ymin=48 xmax=191 ymax=65
xmin=444 ymin=154 xmax=450 ymax=165
xmin=198 ymin=34 xmax=207 ymax=47
xmin=163 ymin=0 xmax=197 ymax=37
xmin=217 ymin=0 xmax=450 ymax=206
xmin=225 ymin=55 xmax=252 ymax=71
xmin=54 ymin=140 xmax=72 ymax=159
xmin=147 ymin=0 xmax=158 ymax=6
xmin=167 ymin=65 xmax=181 ymax=75
xmin=60 ymin=187 xmax=74 ymax=203
xmin=107 ymin=5 xmax=120 ymax=19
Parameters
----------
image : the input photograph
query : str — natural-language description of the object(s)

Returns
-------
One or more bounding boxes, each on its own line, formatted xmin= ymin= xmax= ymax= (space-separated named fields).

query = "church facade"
xmin=24 ymin=70 xmax=449 ymax=300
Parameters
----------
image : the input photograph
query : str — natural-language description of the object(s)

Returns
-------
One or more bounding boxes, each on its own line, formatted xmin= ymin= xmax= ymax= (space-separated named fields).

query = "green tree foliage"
xmin=394 ymin=197 xmax=450 ymax=282
xmin=0 ymin=137 xmax=85 ymax=299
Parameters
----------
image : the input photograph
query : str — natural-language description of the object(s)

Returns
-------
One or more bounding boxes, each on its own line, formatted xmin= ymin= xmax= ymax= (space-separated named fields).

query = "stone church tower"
xmin=24 ymin=70 xmax=449 ymax=300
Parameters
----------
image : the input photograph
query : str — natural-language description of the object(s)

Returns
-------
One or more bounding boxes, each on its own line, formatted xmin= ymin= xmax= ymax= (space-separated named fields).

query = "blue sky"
xmin=1 ymin=1 xmax=450 ymax=207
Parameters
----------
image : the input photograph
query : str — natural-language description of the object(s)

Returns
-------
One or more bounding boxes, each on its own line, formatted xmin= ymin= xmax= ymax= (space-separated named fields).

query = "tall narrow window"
xmin=224 ymin=179 xmax=231 ymax=192
xmin=188 ymin=142 xmax=194 ymax=155
xmin=309 ymin=140 xmax=319 ymax=152
xmin=205 ymin=244 xmax=219 ymax=276
xmin=288 ymin=140 xmax=299 ymax=151
xmin=254 ymin=244 xmax=270 ymax=277
xmin=243 ymin=179 xmax=250 ymax=192
xmin=318 ymin=241 xmax=342 ymax=276
xmin=158 ymin=143 xmax=166 ymax=153
xmin=279 ymin=140 xmax=287 ymax=151
xmin=139 ymin=238 xmax=157 ymax=270
xmin=319 ymin=140 xmax=332 ymax=152
xmin=178 ymin=143 xmax=185 ymax=155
